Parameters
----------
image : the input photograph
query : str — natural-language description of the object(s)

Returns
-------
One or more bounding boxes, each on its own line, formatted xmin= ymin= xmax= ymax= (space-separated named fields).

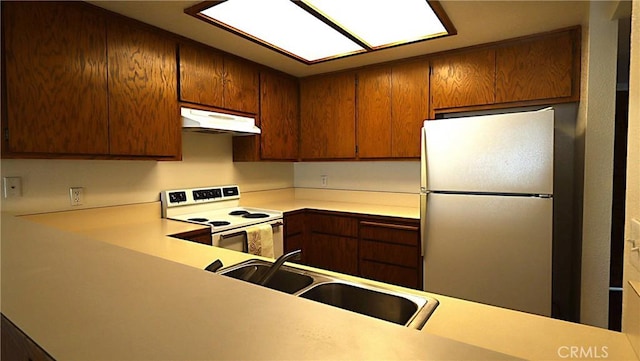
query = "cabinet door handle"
xmin=359 ymin=221 xmax=419 ymax=232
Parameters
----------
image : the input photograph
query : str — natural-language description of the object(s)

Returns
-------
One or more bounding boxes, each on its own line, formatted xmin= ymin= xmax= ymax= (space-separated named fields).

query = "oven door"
xmin=212 ymin=219 xmax=284 ymax=258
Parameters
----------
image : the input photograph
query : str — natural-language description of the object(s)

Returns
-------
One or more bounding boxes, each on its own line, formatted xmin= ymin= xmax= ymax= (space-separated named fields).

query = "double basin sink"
xmin=216 ymin=259 xmax=439 ymax=330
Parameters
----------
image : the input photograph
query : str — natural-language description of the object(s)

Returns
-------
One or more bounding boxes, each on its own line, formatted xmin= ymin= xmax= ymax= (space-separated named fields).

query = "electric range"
xmin=160 ymin=185 xmax=283 ymax=257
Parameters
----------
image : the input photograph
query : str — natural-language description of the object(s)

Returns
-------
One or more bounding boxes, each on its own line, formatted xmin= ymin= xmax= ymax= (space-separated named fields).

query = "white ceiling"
xmin=88 ymin=1 xmax=589 ymax=78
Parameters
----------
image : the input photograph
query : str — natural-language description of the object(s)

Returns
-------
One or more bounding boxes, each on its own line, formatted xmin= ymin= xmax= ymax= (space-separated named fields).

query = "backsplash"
xmin=294 ymin=161 xmax=420 ymax=193
xmin=0 ymin=132 xmax=293 ymax=214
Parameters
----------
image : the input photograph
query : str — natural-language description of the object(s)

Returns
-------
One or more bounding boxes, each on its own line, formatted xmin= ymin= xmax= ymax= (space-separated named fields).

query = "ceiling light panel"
xmin=303 ymin=0 xmax=448 ymax=48
xmin=200 ymin=0 xmax=365 ymax=62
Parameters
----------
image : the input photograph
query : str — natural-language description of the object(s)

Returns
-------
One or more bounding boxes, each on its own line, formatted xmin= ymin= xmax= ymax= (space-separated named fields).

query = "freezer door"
xmin=422 ymin=193 xmax=552 ymax=316
xmin=423 ymin=108 xmax=554 ymax=194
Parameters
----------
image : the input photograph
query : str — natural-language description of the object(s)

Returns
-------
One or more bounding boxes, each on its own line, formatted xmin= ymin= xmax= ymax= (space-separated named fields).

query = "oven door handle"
xmin=219 ymin=221 xmax=283 ymax=240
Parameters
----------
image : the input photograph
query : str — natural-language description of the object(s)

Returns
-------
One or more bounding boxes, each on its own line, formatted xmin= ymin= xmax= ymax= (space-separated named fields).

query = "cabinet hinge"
xmin=3 ymin=128 xmax=8 ymax=141
xmin=355 ymin=145 xmax=358 ymax=155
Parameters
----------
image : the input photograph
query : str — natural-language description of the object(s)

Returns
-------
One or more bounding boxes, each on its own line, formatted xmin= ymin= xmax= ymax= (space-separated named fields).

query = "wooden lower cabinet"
xmin=306 ymin=233 xmax=359 ymax=276
xmin=1 ymin=314 xmax=54 ymax=361
xmin=283 ymin=210 xmax=305 ymax=263
xmin=359 ymin=221 xmax=422 ymax=289
xmin=283 ymin=210 xmax=422 ymax=289
xmin=306 ymin=212 xmax=359 ymax=275
xmin=170 ymin=228 xmax=212 ymax=246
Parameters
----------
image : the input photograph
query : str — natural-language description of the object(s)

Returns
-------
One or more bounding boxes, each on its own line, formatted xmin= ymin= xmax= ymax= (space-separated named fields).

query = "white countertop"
xmin=2 ymin=200 xmax=638 ymax=360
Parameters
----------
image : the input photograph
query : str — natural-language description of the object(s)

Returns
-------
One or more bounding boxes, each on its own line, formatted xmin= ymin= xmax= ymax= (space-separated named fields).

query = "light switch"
xmin=3 ymin=177 xmax=22 ymax=198
xmin=630 ymin=218 xmax=640 ymax=272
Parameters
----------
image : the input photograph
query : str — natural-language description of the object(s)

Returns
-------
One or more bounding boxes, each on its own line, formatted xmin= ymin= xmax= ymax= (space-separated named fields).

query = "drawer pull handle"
xmin=360 ymin=221 xmax=419 ymax=232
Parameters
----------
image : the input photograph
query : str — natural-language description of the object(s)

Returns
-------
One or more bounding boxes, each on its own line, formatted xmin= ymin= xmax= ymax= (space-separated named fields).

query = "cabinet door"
xmin=430 ymin=49 xmax=496 ymax=110
xmin=300 ymin=73 xmax=356 ymax=159
xmin=391 ymin=60 xmax=429 ymax=158
xmin=284 ymin=211 xmax=306 ymax=260
xmin=178 ymin=43 xmax=224 ymax=108
xmin=306 ymin=234 xmax=359 ymax=275
xmin=3 ymin=2 xmax=109 ymax=155
xmin=357 ymin=67 xmax=392 ymax=158
xmin=496 ymin=31 xmax=576 ymax=103
xmin=260 ymin=70 xmax=299 ymax=160
xmin=223 ymin=56 xmax=259 ymax=114
xmin=107 ymin=19 xmax=180 ymax=158
xmin=305 ymin=212 xmax=358 ymax=275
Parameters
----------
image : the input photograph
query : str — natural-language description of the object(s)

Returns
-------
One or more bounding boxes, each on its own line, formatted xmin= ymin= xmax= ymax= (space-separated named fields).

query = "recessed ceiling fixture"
xmin=185 ymin=0 xmax=456 ymax=64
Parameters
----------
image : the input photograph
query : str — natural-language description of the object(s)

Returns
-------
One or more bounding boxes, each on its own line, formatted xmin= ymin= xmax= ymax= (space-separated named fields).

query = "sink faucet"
xmin=250 ymin=249 xmax=302 ymax=286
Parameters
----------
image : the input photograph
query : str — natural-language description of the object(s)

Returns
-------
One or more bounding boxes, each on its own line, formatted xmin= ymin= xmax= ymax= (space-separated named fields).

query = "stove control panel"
xmin=160 ymin=185 xmax=241 ymax=216
xmin=193 ymin=188 xmax=223 ymax=201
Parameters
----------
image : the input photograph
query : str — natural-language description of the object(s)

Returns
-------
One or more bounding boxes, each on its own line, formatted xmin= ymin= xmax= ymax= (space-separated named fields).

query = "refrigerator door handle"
xmin=420 ymin=125 xmax=428 ymax=191
xmin=420 ymin=193 xmax=428 ymax=257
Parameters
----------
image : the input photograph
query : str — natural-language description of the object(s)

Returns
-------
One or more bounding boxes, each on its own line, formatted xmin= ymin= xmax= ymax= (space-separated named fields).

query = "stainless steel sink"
xmin=217 ymin=259 xmax=439 ymax=329
xmin=220 ymin=262 xmax=314 ymax=294
xmin=299 ymin=282 xmax=432 ymax=328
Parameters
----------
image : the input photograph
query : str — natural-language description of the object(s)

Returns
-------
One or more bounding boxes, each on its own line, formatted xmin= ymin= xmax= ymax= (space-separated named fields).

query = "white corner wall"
xmin=578 ymin=1 xmax=619 ymax=328
xmin=0 ymin=133 xmax=294 ymax=214
xmin=623 ymin=0 xmax=640 ymax=354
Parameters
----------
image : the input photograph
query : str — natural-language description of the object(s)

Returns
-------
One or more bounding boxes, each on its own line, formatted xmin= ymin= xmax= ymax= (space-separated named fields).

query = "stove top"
xmin=160 ymin=185 xmax=282 ymax=234
xmin=171 ymin=207 xmax=282 ymax=233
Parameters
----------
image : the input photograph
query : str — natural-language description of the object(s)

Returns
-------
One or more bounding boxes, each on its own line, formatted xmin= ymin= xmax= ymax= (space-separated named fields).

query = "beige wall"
xmin=293 ymin=161 xmax=420 ymax=193
xmin=623 ymin=0 xmax=640 ymax=355
xmin=0 ymin=133 xmax=294 ymax=215
xmin=578 ymin=0 xmax=619 ymax=328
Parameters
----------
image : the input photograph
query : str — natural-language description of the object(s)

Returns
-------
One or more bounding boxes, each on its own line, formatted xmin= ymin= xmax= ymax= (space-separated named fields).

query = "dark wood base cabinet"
xmin=283 ymin=210 xmax=423 ymax=289
xmin=170 ymin=228 xmax=212 ymax=246
xmin=2 ymin=314 xmax=54 ymax=361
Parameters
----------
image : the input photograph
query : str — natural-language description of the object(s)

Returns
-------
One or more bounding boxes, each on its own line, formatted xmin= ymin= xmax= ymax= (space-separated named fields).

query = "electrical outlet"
xmin=320 ymin=175 xmax=328 ymax=187
xmin=69 ymin=187 xmax=84 ymax=206
xmin=630 ymin=218 xmax=640 ymax=272
xmin=3 ymin=177 xmax=22 ymax=198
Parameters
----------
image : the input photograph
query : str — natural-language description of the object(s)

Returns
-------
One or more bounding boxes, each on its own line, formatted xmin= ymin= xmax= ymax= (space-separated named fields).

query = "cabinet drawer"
xmin=360 ymin=260 xmax=419 ymax=289
xmin=360 ymin=240 xmax=418 ymax=267
xmin=309 ymin=213 xmax=358 ymax=237
xmin=359 ymin=221 xmax=419 ymax=246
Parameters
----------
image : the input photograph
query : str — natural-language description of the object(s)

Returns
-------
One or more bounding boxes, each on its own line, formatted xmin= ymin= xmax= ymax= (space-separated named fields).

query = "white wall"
xmin=0 ymin=133 xmax=293 ymax=214
xmin=578 ymin=1 xmax=619 ymax=328
xmin=623 ymin=0 xmax=640 ymax=353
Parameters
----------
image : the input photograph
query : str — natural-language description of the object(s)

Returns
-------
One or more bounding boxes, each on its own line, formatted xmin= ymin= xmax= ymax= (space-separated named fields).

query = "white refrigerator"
xmin=420 ymin=108 xmax=554 ymax=316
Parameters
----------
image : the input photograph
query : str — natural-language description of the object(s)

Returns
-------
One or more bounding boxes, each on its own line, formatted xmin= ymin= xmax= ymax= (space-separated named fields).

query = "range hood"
xmin=181 ymin=107 xmax=261 ymax=136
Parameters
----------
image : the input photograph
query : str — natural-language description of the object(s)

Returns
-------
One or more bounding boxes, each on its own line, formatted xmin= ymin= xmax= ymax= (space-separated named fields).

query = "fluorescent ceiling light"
xmin=200 ymin=0 xmax=364 ymax=62
xmin=187 ymin=0 xmax=455 ymax=64
xmin=303 ymin=0 xmax=448 ymax=48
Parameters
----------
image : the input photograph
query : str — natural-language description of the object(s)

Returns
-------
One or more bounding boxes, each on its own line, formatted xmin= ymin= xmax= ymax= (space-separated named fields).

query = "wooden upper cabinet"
xmin=232 ymin=69 xmax=299 ymax=161
xmin=259 ymin=70 xmax=299 ymax=160
xmin=357 ymin=60 xmax=429 ymax=159
xmin=223 ymin=56 xmax=259 ymax=114
xmin=391 ymin=60 xmax=429 ymax=158
xmin=178 ymin=43 xmax=224 ymax=108
xmin=496 ymin=30 xmax=577 ymax=103
xmin=107 ymin=18 xmax=180 ymax=158
xmin=300 ymin=72 xmax=356 ymax=160
xmin=2 ymin=1 xmax=109 ymax=155
xmin=178 ymin=43 xmax=258 ymax=114
xmin=430 ymin=48 xmax=496 ymax=111
xmin=357 ymin=67 xmax=392 ymax=158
